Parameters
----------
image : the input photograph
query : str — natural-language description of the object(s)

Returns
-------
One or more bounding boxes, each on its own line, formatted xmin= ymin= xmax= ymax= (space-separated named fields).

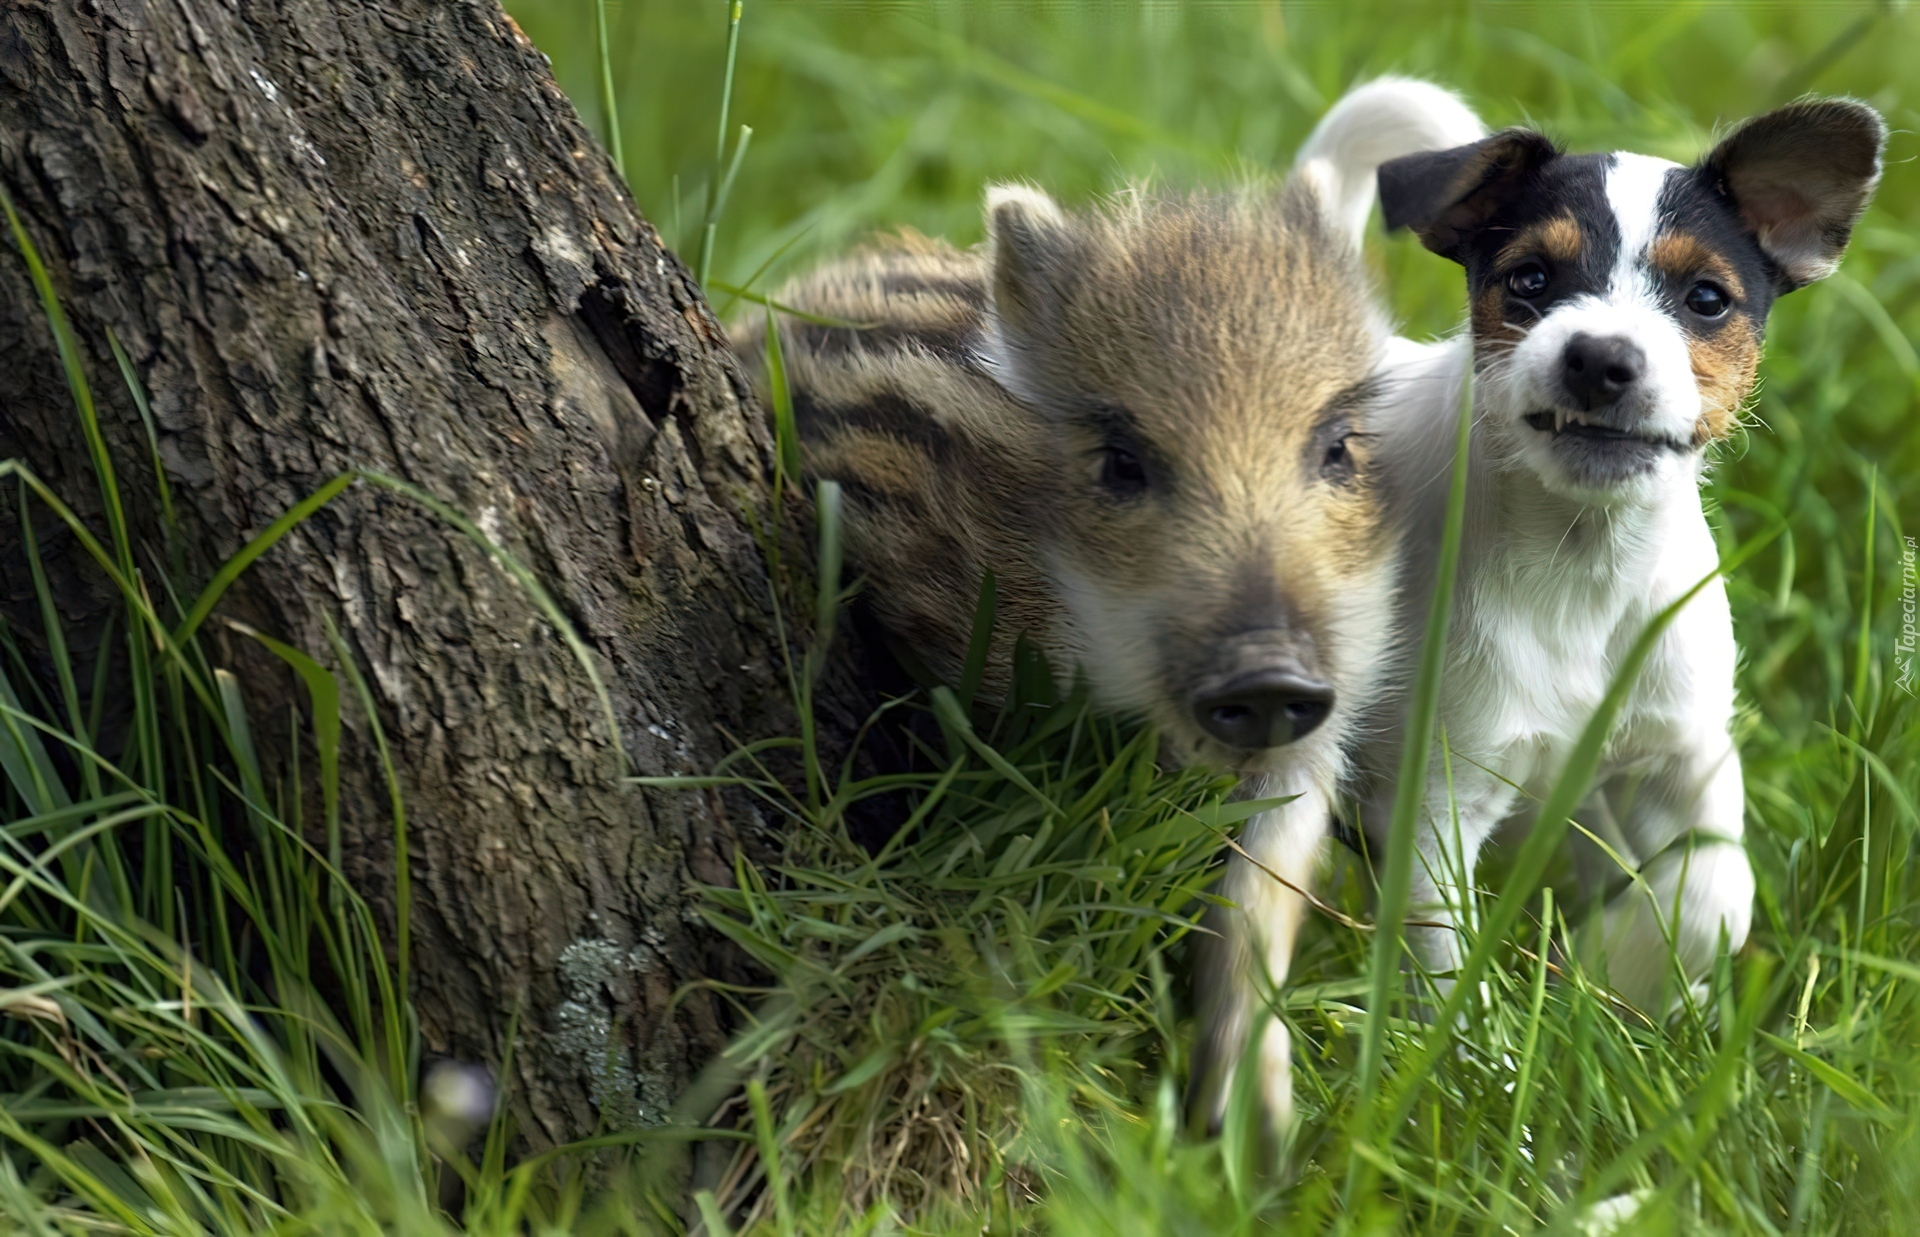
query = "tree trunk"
xmin=0 ymin=0 xmax=810 ymax=1147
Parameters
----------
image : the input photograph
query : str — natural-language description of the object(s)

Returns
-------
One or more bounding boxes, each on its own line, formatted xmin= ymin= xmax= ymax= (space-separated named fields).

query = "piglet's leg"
xmin=1188 ymin=781 xmax=1327 ymax=1139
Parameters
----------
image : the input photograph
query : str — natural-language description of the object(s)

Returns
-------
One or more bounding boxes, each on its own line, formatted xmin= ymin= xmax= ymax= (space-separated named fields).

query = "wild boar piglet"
xmin=733 ymin=146 xmax=1431 ymax=1131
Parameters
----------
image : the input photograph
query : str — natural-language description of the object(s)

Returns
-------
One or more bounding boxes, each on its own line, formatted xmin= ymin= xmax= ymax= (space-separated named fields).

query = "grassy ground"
xmin=5 ymin=1 xmax=1919 ymax=1232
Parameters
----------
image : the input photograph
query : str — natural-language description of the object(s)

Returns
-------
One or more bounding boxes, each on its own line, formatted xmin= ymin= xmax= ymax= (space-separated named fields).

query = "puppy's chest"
xmin=1450 ymin=580 xmax=1665 ymax=784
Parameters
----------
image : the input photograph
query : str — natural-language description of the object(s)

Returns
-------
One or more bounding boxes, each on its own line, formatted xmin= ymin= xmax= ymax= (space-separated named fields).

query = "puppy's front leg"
xmin=1399 ymin=760 xmax=1513 ymax=998
xmin=1188 ymin=782 xmax=1328 ymax=1138
xmin=1587 ymin=741 xmax=1751 ymax=1012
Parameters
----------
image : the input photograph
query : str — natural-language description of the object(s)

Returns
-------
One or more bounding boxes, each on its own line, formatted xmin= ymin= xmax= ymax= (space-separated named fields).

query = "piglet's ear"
xmin=985 ymin=182 xmax=1073 ymax=334
xmin=1704 ymin=98 xmax=1885 ymax=291
xmin=1378 ymin=128 xmax=1558 ymax=264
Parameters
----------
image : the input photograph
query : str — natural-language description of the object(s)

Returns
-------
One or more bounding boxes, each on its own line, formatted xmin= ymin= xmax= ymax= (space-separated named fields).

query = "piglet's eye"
xmin=1506 ymin=262 xmax=1550 ymax=299
xmin=1322 ymin=435 xmax=1355 ymax=482
xmin=1685 ymin=282 xmax=1730 ymax=318
xmin=1100 ymin=445 xmax=1149 ymax=496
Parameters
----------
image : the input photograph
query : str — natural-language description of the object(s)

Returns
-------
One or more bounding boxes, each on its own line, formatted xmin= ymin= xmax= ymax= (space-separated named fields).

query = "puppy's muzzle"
xmin=1525 ymin=331 xmax=1689 ymax=454
xmin=1561 ymin=332 xmax=1645 ymax=414
xmin=1191 ymin=666 xmax=1333 ymax=750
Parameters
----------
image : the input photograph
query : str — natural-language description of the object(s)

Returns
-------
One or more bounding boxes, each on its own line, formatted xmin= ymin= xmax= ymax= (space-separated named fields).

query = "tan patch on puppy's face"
xmin=1687 ymin=316 xmax=1761 ymax=441
xmin=1470 ymin=280 xmax=1524 ymax=355
xmin=1474 ymin=215 xmax=1581 ymax=356
xmin=1648 ymin=231 xmax=1761 ymax=441
xmin=1495 ymin=214 xmax=1582 ymax=269
xmin=1648 ymin=233 xmax=1746 ymax=300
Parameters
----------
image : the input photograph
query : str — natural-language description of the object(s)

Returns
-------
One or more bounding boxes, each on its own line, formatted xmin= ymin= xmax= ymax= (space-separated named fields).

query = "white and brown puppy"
xmin=731 ymin=79 xmax=1482 ymax=1135
xmin=1358 ymin=97 xmax=1885 ymax=1010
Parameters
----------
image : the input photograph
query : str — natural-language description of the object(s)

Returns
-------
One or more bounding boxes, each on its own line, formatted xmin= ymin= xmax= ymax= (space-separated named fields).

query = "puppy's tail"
xmin=1293 ymin=77 xmax=1486 ymax=255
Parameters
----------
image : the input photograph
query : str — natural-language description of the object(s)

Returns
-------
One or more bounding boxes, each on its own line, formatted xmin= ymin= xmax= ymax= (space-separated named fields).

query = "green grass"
xmin=5 ymin=1 xmax=1920 ymax=1233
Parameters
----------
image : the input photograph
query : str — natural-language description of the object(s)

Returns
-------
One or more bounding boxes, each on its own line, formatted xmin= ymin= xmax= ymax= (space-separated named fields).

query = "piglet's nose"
xmin=1192 ymin=669 xmax=1333 ymax=751
xmin=1561 ymin=333 xmax=1645 ymax=409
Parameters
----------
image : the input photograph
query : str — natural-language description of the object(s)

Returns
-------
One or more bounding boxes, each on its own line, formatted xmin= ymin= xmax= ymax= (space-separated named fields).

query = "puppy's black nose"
xmin=1192 ymin=670 xmax=1334 ymax=750
xmin=1561 ymin=333 xmax=1645 ymax=409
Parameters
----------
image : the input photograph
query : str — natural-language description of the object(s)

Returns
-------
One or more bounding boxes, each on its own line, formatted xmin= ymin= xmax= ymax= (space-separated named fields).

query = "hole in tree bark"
xmin=578 ymin=281 xmax=681 ymax=426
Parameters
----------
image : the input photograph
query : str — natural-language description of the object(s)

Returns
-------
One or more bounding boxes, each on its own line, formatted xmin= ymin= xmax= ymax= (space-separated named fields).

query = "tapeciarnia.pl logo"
xmin=1898 ymin=535 xmax=1917 ymax=697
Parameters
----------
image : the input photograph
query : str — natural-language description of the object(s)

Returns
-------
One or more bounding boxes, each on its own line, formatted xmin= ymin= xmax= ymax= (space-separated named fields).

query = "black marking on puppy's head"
xmin=1702 ymin=97 xmax=1886 ymax=292
xmin=1385 ymin=134 xmax=1633 ymax=354
xmin=1646 ymin=97 xmax=1884 ymax=437
xmin=1378 ymin=129 xmax=1560 ymax=263
xmin=1380 ymin=131 xmax=1625 ymax=353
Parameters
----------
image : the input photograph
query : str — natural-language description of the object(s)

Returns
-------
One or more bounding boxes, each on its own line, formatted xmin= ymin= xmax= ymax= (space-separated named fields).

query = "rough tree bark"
xmin=0 ymin=0 xmax=821 ymax=1147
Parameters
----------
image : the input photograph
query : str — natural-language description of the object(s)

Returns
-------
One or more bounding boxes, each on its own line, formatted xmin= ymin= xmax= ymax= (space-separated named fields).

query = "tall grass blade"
xmin=1345 ymin=362 xmax=1473 ymax=1203
xmin=0 ymin=179 xmax=132 ymax=579
xmin=958 ymin=569 xmax=997 ymax=713
xmin=324 ymin=614 xmax=413 ymax=1084
xmin=813 ymin=478 xmax=844 ymax=655
xmin=709 ymin=125 xmax=754 ymax=245
xmin=594 ymin=0 xmax=626 ymax=181
xmin=697 ymin=0 xmax=747 ymax=286
xmin=104 ymin=326 xmax=177 ymax=537
xmin=229 ymin=620 xmax=344 ymax=871
xmin=763 ymin=308 xmax=803 ymax=487
xmin=0 ymin=659 xmax=71 ymax=816
xmin=173 ymin=472 xmax=355 ymax=645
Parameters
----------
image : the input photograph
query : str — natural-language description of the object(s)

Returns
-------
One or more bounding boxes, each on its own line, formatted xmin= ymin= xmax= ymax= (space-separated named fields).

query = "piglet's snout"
xmin=1190 ymin=642 xmax=1333 ymax=750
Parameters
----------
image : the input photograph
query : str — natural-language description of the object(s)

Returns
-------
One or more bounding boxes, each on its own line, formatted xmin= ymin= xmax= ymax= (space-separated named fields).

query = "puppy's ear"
xmin=985 ymin=183 xmax=1073 ymax=334
xmin=1703 ymin=98 xmax=1885 ymax=291
xmin=1378 ymin=129 xmax=1558 ymax=263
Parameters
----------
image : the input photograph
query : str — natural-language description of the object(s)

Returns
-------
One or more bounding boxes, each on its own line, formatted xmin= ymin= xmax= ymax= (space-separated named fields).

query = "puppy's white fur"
xmin=1356 ymin=137 xmax=1751 ymax=1015
xmin=1217 ymin=75 xmax=1882 ymax=1140
xmin=1370 ymin=329 xmax=1749 ymax=1008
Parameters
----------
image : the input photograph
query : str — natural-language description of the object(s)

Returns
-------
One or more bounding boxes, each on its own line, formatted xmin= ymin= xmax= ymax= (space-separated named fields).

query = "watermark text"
xmin=1898 ymin=535 xmax=1917 ymax=697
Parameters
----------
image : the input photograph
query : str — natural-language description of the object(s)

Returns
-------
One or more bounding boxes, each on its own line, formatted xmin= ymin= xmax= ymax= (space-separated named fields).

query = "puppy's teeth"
xmin=1555 ymin=410 xmax=1568 ymax=433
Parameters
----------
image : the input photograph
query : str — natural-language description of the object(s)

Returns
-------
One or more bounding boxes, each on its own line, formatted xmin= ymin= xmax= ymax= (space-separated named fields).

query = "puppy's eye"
xmin=1100 ymin=445 xmax=1149 ymax=496
xmin=1685 ymin=282 xmax=1730 ymax=318
xmin=1506 ymin=262 xmax=1550 ymax=299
